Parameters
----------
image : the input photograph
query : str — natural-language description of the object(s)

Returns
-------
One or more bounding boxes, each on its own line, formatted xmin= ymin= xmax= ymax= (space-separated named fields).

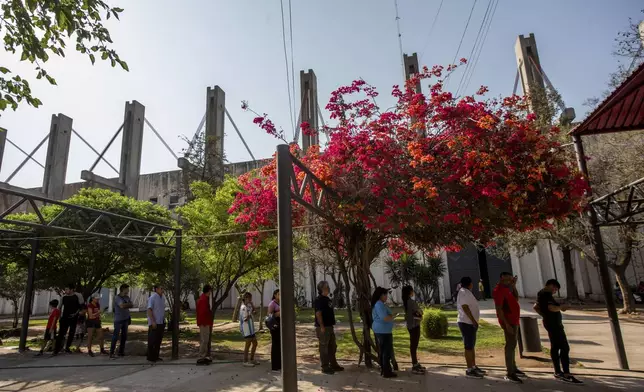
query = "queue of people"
xmin=34 ymin=276 xmax=584 ymax=385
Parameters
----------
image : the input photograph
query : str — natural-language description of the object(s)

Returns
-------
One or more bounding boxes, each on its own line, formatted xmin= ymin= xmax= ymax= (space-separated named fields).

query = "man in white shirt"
xmin=457 ymin=276 xmax=485 ymax=378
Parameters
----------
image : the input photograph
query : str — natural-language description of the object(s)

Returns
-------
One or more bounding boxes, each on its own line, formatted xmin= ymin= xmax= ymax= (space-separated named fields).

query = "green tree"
xmin=385 ymin=253 xmax=419 ymax=289
xmin=414 ymin=255 xmax=446 ymax=303
xmin=0 ymin=261 xmax=28 ymax=328
xmin=6 ymin=188 xmax=172 ymax=300
xmin=0 ymin=0 xmax=128 ymax=112
xmin=176 ymin=177 xmax=277 ymax=319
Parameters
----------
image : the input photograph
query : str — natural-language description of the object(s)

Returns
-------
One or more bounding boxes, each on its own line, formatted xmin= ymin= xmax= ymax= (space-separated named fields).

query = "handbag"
xmin=265 ymin=314 xmax=279 ymax=331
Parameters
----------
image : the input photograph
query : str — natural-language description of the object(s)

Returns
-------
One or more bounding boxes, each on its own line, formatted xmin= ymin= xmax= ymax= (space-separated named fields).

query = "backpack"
xmin=265 ymin=314 xmax=279 ymax=331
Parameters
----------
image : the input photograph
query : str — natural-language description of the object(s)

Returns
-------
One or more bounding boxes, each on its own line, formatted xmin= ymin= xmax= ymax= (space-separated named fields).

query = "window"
xmin=149 ymin=197 xmax=158 ymax=204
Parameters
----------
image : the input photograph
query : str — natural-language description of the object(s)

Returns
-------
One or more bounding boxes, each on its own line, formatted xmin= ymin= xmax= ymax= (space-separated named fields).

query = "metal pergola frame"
xmin=0 ymin=184 xmax=182 ymax=359
xmin=275 ymin=144 xmax=339 ymax=392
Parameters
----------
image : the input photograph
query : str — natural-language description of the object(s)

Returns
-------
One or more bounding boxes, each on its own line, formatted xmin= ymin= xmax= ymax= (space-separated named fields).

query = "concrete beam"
xmin=300 ymin=70 xmax=319 ymax=152
xmin=81 ymin=170 xmax=126 ymax=192
xmin=119 ymin=101 xmax=145 ymax=198
xmin=403 ymin=52 xmax=422 ymax=93
xmin=42 ymin=114 xmax=73 ymax=200
xmin=0 ymin=182 xmax=47 ymax=198
xmin=0 ymin=128 xmax=6 ymax=174
xmin=515 ymin=33 xmax=545 ymax=99
xmin=205 ymin=86 xmax=225 ymax=181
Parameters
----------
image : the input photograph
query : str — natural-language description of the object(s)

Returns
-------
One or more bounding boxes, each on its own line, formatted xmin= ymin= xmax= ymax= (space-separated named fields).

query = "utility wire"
xmin=455 ymin=0 xmax=493 ymax=97
xmin=279 ymin=0 xmax=296 ymax=140
xmin=444 ymin=0 xmax=478 ymax=90
xmin=288 ymin=0 xmax=297 ymax=129
xmin=461 ymin=0 xmax=498 ymax=94
xmin=419 ymin=0 xmax=445 ymax=64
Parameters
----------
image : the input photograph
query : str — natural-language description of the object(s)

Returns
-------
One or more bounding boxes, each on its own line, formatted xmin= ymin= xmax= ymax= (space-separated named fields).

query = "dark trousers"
xmin=408 ymin=326 xmax=421 ymax=365
xmin=503 ymin=324 xmax=519 ymax=376
xmin=54 ymin=316 xmax=78 ymax=353
xmin=376 ymin=333 xmax=394 ymax=375
xmin=547 ymin=326 xmax=570 ymax=375
xmin=316 ymin=326 xmax=338 ymax=368
xmin=270 ymin=327 xmax=281 ymax=371
xmin=110 ymin=319 xmax=129 ymax=355
xmin=147 ymin=324 xmax=165 ymax=361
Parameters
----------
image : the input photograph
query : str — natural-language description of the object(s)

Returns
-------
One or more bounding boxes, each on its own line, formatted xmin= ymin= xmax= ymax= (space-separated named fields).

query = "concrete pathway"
xmin=0 ymin=354 xmax=643 ymax=391
xmin=478 ymin=299 xmax=644 ymax=371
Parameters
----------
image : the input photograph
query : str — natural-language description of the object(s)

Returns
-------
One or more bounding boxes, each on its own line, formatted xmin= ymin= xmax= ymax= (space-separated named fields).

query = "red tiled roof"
xmin=571 ymin=61 xmax=644 ymax=136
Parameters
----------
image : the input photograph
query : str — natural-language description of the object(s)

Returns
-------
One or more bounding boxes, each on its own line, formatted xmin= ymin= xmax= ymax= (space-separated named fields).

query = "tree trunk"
xmin=615 ymin=268 xmax=635 ymax=314
xmin=12 ymin=300 xmax=19 ymax=329
xmin=561 ymin=246 xmax=581 ymax=302
xmin=257 ymin=280 xmax=266 ymax=331
xmin=612 ymin=226 xmax=637 ymax=314
xmin=232 ymin=295 xmax=243 ymax=322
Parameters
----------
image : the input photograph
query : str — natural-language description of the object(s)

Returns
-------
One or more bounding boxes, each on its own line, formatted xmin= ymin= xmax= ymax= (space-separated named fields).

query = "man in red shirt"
xmin=37 ymin=299 xmax=60 ymax=356
xmin=196 ymin=285 xmax=213 ymax=364
xmin=492 ymin=272 xmax=526 ymax=384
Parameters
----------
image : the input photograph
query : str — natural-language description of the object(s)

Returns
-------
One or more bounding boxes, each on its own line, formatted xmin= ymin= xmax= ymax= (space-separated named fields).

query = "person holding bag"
xmin=267 ymin=289 xmax=281 ymax=372
xmin=110 ymin=284 xmax=133 ymax=359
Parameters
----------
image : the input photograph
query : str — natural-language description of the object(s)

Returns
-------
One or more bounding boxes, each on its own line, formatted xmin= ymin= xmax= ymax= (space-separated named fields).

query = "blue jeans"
xmin=375 ymin=333 xmax=394 ymax=375
xmin=110 ymin=319 xmax=129 ymax=355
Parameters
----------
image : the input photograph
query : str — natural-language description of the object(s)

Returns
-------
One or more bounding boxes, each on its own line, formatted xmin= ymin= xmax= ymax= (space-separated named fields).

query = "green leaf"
xmin=101 ymin=52 xmax=108 ymax=60
xmin=45 ymin=75 xmax=57 ymax=85
xmin=0 ymin=67 xmax=9 ymax=74
xmin=20 ymin=52 xmax=28 ymax=61
xmin=89 ymin=53 xmax=95 ymax=65
xmin=0 ymin=99 xmax=7 ymax=110
xmin=118 ymin=60 xmax=129 ymax=72
xmin=26 ymin=0 xmax=37 ymax=12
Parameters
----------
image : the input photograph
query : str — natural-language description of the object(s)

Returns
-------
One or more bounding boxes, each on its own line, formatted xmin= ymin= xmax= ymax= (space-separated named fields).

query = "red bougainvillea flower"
xmin=229 ymin=61 xmax=588 ymax=253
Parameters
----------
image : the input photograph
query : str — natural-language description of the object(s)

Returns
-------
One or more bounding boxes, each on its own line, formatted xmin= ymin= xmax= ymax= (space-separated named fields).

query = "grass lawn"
xmin=335 ymin=311 xmax=504 ymax=358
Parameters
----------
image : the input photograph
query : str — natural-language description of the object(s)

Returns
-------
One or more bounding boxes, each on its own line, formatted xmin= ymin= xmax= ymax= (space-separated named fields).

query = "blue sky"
xmin=0 ymin=0 xmax=641 ymax=189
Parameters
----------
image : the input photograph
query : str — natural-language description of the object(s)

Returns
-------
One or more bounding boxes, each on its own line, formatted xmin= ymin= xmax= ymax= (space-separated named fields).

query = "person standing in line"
xmin=239 ymin=292 xmax=259 ymax=367
xmin=533 ymin=279 xmax=583 ymax=384
xmin=54 ymin=283 xmax=81 ymax=355
xmin=146 ymin=285 xmax=166 ymax=363
xmin=110 ymin=284 xmax=133 ymax=359
xmin=371 ymin=287 xmax=397 ymax=379
xmin=196 ymin=284 xmax=213 ymax=364
xmin=493 ymin=272 xmax=526 ymax=384
xmin=478 ymin=279 xmax=486 ymax=301
xmin=36 ymin=300 xmax=60 ymax=356
xmin=401 ymin=285 xmax=425 ymax=374
xmin=86 ymin=294 xmax=107 ymax=356
xmin=457 ymin=277 xmax=486 ymax=378
xmin=267 ymin=289 xmax=281 ymax=372
xmin=314 ymin=281 xmax=344 ymax=375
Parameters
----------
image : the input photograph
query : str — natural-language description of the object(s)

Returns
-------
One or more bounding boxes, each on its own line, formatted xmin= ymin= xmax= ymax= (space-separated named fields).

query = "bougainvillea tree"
xmin=230 ymin=61 xmax=587 ymax=365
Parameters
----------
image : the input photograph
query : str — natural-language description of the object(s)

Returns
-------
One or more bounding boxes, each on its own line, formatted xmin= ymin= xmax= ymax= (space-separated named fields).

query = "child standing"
xmin=239 ymin=292 xmax=258 ymax=367
xmin=37 ymin=300 xmax=60 ymax=356
xmin=74 ymin=304 xmax=87 ymax=352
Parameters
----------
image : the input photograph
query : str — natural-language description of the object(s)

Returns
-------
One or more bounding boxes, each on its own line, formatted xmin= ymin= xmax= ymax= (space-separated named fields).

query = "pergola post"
xmin=572 ymin=134 xmax=629 ymax=370
xmin=19 ymin=238 xmax=39 ymax=352
xmin=172 ymin=229 xmax=182 ymax=360
xmin=276 ymin=144 xmax=297 ymax=391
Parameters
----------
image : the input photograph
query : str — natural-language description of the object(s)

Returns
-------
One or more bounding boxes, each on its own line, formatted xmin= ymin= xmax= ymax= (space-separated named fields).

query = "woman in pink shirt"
xmin=267 ymin=289 xmax=281 ymax=372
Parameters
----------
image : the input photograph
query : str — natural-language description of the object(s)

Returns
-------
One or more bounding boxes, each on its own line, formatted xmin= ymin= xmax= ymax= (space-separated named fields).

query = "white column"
xmin=107 ymin=288 xmax=115 ymax=314
xmin=510 ymin=249 xmax=525 ymax=298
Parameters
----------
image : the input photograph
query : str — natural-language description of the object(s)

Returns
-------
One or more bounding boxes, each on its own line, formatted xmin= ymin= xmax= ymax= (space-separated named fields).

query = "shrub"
xmin=421 ymin=309 xmax=448 ymax=339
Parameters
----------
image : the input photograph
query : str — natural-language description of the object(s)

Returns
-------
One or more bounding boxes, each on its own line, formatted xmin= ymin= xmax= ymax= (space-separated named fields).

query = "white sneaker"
xmin=244 ymin=362 xmax=255 ymax=367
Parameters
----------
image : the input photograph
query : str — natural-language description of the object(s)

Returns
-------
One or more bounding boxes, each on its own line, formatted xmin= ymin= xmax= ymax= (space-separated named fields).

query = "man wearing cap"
xmin=314 ymin=281 xmax=344 ymax=375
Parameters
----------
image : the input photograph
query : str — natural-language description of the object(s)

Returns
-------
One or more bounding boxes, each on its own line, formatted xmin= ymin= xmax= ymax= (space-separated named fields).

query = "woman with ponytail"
xmin=402 ymin=285 xmax=425 ymax=374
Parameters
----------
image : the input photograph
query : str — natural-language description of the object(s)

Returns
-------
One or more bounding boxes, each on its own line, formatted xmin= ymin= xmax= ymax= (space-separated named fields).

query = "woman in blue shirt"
xmin=371 ymin=287 xmax=397 ymax=378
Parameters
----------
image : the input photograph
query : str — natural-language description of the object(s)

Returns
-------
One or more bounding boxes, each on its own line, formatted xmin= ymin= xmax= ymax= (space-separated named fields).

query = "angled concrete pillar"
xmin=300 ymin=70 xmax=319 ymax=152
xmin=403 ymin=52 xmax=422 ymax=93
xmin=119 ymin=101 xmax=145 ymax=198
xmin=205 ymin=86 xmax=225 ymax=181
xmin=515 ymin=33 xmax=545 ymax=100
xmin=42 ymin=114 xmax=73 ymax=200
xmin=0 ymin=127 xmax=6 ymax=174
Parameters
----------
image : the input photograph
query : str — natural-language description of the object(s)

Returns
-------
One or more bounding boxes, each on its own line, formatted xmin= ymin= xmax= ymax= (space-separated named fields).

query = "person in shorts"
xmin=37 ymin=300 xmax=60 ymax=356
xmin=457 ymin=277 xmax=485 ymax=378
xmin=86 ymin=295 xmax=106 ymax=356
xmin=239 ymin=292 xmax=258 ymax=367
xmin=74 ymin=304 xmax=87 ymax=352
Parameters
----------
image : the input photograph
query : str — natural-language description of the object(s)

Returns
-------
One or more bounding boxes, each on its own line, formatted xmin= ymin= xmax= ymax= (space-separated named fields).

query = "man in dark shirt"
xmin=314 ymin=281 xmax=343 ymax=375
xmin=534 ymin=279 xmax=582 ymax=384
xmin=54 ymin=283 xmax=81 ymax=355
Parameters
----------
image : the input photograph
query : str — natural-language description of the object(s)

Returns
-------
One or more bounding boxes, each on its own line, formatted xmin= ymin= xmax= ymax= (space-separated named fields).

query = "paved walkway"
xmin=0 ymin=354 xmax=643 ymax=391
xmin=478 ymin=299 xmax=644 ymax=371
